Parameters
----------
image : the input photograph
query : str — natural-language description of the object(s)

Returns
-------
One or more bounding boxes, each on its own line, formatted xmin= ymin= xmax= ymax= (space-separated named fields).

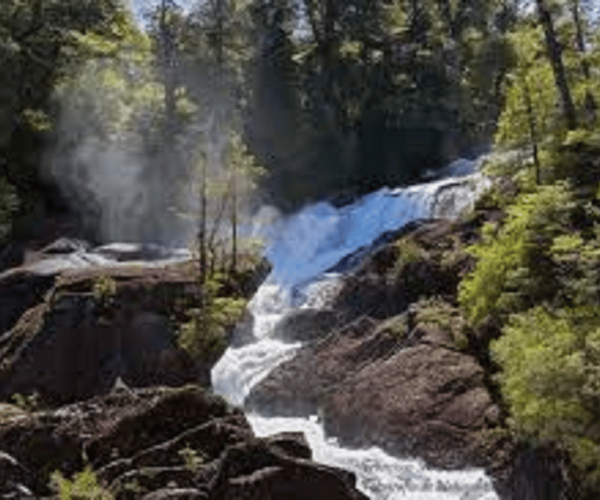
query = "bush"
xmin=51 ymin=467 xmax=113 ymax=500
xmin=176 ymin=278 xmax=245 ymax=361
xmin=459 ymin=182 xmax=575 ymax=325
xmin=415 ymin=297 xmax=470 ymax=350
xmin=492 ymin=306 xmax=600 ymax=493
xmin=92 ymin=275 xmax=117 ymax=305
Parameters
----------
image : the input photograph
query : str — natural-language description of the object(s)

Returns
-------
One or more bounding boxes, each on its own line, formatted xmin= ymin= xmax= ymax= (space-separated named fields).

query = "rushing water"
xmin=212 ymin=158 xmax=499 ymax=500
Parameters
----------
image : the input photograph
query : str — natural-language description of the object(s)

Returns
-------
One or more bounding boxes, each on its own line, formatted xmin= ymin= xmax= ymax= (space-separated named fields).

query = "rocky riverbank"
xmin=0 ymin=213 xmax=572 ymax=499
xmin=0 ymin=385 xmax=367 ymax=499
xmin=246 ymin=215 xmax=572 ymax=500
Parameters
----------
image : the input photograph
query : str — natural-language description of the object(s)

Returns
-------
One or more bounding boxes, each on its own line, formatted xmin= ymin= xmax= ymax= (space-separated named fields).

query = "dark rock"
xmin=109 ymin=467 xmax=197 ymax=499
xmin=262 ymin=432 xmax=312 ymax=461
xmin=0 ymin=450 xmax=35 ymax=496
xmin=250 ymin=309 xmax=499 ymax=470
xmin=0 ymin=385 xmax=367 ymax=500
xmin=85 ymin=386 xmax=234 ymax=468
xmin=0 ymin=266 xmax=206 ymax=404
xmin=97 ymin=414 xmax=253 ymax=484
xmin=273 ymin=308 xmax=340 ymax=342
xmin=208 ymin=440 xmax=367 ymax=500
xmin=0 ymin=268 xmax=55 ymax=335
xmin=0 ymin=420 xmax=84 ymax=494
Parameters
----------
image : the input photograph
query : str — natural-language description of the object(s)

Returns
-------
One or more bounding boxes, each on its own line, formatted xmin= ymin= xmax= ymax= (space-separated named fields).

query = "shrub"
xmin=176 ymin=278 xmax=245 ymax=361
xmin=373 ymin=314 xmax=409 ymax=341
xmin=10 ymin=392 xmax=40 ymax=412
xmin=459 ymin=182 xmax=575 ymax=325
xmin=415 ymin=297 xmax=470 ymax=350
xmin=92 ymin=275 xmax=117 ymax=305
xmin=492 ymin=306 xmax=600 ymax=492
xmin=51 ymin=467 xmax=113 ymax=500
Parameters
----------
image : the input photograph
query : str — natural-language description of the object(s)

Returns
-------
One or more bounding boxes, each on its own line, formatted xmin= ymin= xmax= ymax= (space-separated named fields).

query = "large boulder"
xmin=0 ymin=385 xmax=367 ymax=500
xmin=248 ymin=301 xmax=500 ymax=471
xmin=331 ymin=219 xmax=476 ymax=322
xmin=0 ymin=265 xmax=205 ymax=404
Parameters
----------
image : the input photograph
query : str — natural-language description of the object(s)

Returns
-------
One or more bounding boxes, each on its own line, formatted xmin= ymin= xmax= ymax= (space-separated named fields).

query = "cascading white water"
xmin=212 ymin=158 xmax=499 ymax=500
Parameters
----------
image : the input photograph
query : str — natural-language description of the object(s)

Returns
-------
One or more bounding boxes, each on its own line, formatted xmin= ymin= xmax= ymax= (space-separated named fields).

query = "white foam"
xmin=212 ymin=159 xmax=499 ymax=500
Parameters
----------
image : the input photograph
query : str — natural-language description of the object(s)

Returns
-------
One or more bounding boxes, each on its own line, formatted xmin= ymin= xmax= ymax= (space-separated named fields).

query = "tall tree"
xmin=535 ymin=0 xmax=578 ymax=130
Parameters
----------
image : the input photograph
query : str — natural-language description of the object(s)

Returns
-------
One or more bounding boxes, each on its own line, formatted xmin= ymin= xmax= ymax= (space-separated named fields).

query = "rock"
xmin=330 ymin=219 xmax=477 ymax=322
xmin=273 ymin=308 xmax=341 ymax=343
xmin=0 ymin=268 xmax=55 ymax=335
xmin=0 ymin=265 xmax=205 ymax=404
xmin=38 ymin=237 xmax=91 ymax=256
xmin=0 ymin=385 xmax=367 ymax=500
xmin=208 ymin=440 xmax=367 ymax=500
xmin=247 ymin=315 xmax=392 ymax=417
xmin=109 ymin=467 xmax=197 ymax=498
xmin=85 ymin=386 xmax=235 ymax=468
xmin=0 ymin=450 xmax=35 ymax=496
xmin=228 ymin=310 xmax=255 ymax=347
xmin=250 ymin=309 xmax=499 ymax=470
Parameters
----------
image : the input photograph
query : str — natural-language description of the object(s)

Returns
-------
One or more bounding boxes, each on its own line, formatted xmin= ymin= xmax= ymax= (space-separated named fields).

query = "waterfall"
xmin=212 ymin=158 xmax=498 ymax=500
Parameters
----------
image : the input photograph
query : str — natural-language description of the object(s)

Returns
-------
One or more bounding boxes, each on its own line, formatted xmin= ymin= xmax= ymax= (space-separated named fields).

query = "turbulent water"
xmin=212 ymin=158 xmax=499 ymax=500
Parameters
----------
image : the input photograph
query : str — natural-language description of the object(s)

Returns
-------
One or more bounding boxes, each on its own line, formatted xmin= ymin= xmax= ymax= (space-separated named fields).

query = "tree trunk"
xmin=230 ymin=171 xmax=237 ymax=274
xmin=522 ymin=79 xmax=541 ymax=184
xmin=569 ymin=0 xmax=596 ymax=125
xmin=159 ymin=0 xmax=177 ymax=137
xmin=198 ymin=153 xmax=208 ymax=286
xmin=535 ymin=0 xmax=578 ymax=130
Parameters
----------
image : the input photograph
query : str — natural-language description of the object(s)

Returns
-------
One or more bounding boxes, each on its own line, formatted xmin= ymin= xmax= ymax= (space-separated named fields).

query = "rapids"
xmin=212 ymin=157 xmax=499 ymax=499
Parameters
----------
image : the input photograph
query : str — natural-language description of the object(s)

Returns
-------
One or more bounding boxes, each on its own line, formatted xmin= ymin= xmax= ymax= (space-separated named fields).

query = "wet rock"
xmin=250 ymin=308 xmax=499 ymax=470
xmin=246 ymin=316 xmax=389 ymax=417
xmin=273 ymin=308 xmax=340 ymax=343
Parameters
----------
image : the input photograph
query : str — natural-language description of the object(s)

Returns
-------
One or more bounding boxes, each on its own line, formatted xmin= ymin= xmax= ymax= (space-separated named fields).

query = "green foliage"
xmin=10 ymin=391 xmax=40 ymax=412
xmin=390 ymin=236 xmax=427 ymax=278
xmin=51 ymin=467 xmax=113 ymax=500
xmin=459 ymin=182 xmax=575 ymax=324
xmin=92 ymin=275 xmax=117 ymax=306
xmin=176 ymin=277 xmax=245 ymax=361
xmin=373 ymin=314 xmax=409 ymax=341
xmin=492 ymin=306 xmax=600 ymax=491
xmin=416 ymin=297 xmax=470 ymax=351
xmin=178 ymin=446 xmax=205 ymax=472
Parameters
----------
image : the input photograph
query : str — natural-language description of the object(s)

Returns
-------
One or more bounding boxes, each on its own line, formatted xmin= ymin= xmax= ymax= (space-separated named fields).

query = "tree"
xmin=535 ymin=0 xmax=578 ymax=130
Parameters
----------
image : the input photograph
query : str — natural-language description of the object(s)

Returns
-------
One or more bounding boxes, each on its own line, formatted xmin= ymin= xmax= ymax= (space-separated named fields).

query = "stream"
xmin=212 ymin=158 xmax=500 ymax=500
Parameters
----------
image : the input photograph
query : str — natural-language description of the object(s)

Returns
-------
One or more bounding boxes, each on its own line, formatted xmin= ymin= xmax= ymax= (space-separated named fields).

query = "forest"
xmin=1 ymin=0 xmax=596 ymax=244
xmin=3 ymin=0 xmax=600 ymax=497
